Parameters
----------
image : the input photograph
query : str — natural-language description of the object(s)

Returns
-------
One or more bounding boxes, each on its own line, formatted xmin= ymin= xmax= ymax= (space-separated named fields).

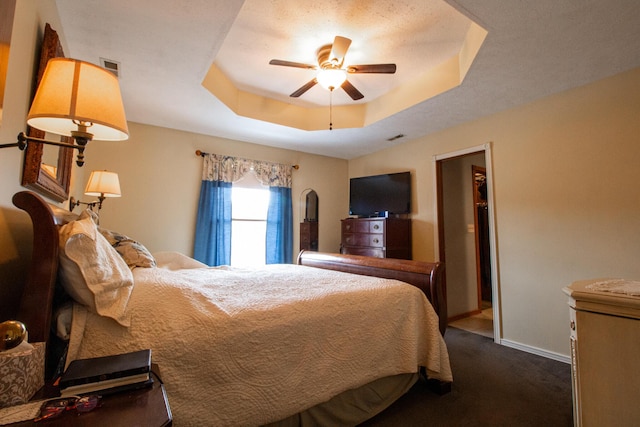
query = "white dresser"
xmin=563 ymin=279 xmax=640 ymax=427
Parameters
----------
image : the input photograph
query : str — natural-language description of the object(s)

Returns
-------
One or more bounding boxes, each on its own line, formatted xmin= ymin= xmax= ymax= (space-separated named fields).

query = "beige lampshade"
xmin=27 ymin=58 xmax=129 ymax=141
xmin=84 ymin=170 xmax=121 ymax=197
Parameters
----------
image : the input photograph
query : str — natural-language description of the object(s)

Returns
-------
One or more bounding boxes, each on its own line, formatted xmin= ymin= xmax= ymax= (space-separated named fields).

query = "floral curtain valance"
xmin=202 ymin=153 xmax=292 ymax=188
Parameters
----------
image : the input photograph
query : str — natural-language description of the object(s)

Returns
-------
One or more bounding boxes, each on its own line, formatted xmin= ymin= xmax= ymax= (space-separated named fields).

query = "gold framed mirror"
xmin=21 ymin=24 xmax=73 ymax=202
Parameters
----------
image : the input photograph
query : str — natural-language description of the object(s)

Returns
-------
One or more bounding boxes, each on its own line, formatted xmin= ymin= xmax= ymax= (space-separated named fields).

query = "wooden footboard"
xmin=297 ymin=250 xmax=447 ymax=336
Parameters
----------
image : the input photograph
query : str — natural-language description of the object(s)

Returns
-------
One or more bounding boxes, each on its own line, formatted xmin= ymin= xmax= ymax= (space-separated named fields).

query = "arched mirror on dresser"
xmin=300 ymin=189 xmax=318 ymax=251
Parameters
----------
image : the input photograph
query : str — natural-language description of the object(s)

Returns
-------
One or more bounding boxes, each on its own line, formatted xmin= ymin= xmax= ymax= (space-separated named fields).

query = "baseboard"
xmin=500 ymin=339 xmax=570 ymax=364
xmin=448 ymin=309 xmax=482 ymax=322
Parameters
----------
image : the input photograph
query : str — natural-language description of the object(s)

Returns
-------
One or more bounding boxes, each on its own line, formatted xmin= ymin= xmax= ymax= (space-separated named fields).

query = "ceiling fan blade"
xmin=290 ymin=78 xmax=318 ymax=97
xmin=347 ymin=63 xmax=397 ymax=74
xmin=341 ymin=79 xmax=364 ymax=100
xmin=329 ymin=36 xmax=352 ymax=66
xmin=269 ymin=59 xmax=317 ymax=70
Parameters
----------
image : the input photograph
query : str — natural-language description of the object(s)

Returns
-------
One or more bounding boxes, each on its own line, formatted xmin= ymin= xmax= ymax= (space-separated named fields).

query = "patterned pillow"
xmin=99 ymin=228 xmax=156 ymax=269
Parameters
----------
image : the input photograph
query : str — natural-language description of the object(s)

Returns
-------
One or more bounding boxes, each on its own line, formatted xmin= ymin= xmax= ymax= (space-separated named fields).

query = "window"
xmin=230 ymin=176 xmax=270 ymax=267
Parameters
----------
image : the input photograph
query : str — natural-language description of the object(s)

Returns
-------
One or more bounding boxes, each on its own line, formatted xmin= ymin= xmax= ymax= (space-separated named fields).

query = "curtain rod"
xmin=195 ymin=150 xmax=299 ymax=170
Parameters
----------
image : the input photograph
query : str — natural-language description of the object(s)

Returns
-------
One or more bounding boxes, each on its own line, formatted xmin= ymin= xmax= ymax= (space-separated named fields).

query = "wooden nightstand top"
xmin=8 ymin=367 xmax=172 ymax=426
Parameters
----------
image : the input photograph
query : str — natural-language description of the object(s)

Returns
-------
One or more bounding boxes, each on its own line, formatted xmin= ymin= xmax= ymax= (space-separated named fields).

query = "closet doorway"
xmin=473 ymin=165 xmax=492 ymax=308
xmin=434 ymin=144 xmax=500 ymax=342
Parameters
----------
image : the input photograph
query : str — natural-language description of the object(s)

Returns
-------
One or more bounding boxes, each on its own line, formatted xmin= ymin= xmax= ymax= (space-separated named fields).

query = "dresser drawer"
xmin=342 ymin=233 xmax=370 ymax=247
xmin=340 ymin=217 xmax=411 ymax=260
xmin=342 ymin=220 xmax=371 ymax=234
xmin=368 ymin=220 xmax=384 ymax=234
xmin=342 ymin=234 xmax=384 ymax=248
xmin=368 ymin=234 xmax=384 ymax=247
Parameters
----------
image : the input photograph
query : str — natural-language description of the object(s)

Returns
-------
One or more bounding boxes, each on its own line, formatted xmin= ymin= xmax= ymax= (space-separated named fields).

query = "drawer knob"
xmin=373 ymin=224 xmax=380 ymax=230
xmin=373 ymin=238 xmax=379 ymax=244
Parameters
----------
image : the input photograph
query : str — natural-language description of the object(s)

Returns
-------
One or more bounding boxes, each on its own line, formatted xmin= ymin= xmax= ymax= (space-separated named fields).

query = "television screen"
xmin=349 ymin=172 xmax=411 ymax=217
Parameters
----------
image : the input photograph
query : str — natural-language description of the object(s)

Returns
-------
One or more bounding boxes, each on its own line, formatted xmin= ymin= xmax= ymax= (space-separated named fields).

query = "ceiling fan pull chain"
xmin=329 ymin=90 xmax=333 ymax=131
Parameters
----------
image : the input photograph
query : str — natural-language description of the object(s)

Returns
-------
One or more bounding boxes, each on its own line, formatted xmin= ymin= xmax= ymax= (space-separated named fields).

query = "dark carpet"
xmin=360 ymin=327 xmax=573 ymax=427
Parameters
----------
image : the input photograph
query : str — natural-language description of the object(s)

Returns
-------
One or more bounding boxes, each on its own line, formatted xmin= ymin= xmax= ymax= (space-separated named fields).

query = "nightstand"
xmin=8 ymin=366 xmax=172 ymax=426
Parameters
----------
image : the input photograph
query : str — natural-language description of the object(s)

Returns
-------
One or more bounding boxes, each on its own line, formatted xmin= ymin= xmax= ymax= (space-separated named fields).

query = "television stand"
xmin=340 ymin=217 xmax=411 ymax=259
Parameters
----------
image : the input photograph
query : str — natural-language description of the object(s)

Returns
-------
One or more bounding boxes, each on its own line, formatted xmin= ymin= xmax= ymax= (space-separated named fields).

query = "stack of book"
xmin=59 ymin=349 xmax=153 ymax=397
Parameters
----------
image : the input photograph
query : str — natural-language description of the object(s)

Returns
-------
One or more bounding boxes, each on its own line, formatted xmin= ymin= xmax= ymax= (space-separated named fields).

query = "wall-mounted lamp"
xmin=0 ymin=58 xmax=129 ymax=166
xmin=70 ymin=170 xmax=121 ymax=211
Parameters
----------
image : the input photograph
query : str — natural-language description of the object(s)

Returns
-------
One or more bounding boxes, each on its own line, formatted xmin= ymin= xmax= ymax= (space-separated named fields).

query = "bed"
xmin=11 ymin=190 xmax=452 ymax=426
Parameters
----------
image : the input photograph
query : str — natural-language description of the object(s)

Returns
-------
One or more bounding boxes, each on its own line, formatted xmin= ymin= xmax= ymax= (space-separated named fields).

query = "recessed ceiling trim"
xmin=202 ymin=13 xmax=487 ymax=132
xmin=460 ymin=22 xmax=488 ymax=77
xmin=203 ymin=64 xmax=366 ymax=130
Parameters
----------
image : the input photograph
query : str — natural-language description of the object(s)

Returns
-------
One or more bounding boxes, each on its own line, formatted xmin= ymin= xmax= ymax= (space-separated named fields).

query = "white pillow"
xmin=58 ymin=210 xmax=133 ymax=326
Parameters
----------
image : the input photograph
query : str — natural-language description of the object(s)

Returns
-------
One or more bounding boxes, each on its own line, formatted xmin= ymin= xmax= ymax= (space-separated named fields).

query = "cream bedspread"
xmin=67 ymin=253 xmax=452 ymax=426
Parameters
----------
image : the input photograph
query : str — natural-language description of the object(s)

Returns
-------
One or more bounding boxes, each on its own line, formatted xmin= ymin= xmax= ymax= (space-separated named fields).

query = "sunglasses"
xmin=33 ymin=395 xmax=102 ymax=422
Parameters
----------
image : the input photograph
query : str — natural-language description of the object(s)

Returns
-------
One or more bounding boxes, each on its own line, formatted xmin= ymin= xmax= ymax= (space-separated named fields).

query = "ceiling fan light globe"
xmin=317 ymin=68 xmax=347 ymax=91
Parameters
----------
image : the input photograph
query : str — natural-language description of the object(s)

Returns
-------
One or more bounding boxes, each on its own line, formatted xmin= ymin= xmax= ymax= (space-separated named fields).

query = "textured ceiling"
xmin=214 ymin=0 xmax=472 ymax=107
xmin=203 ymin=0 xmax=486 ymax=132
xmin=55 ymin=0 xmax=640 ymax=159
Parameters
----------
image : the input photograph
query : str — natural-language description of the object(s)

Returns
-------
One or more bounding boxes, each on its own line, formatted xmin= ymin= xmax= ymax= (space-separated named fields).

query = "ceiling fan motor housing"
xmin=317 ymin=44 xmax=340 ymax=69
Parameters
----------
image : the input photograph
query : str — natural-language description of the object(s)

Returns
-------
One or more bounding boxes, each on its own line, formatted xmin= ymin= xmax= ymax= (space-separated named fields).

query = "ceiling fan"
xmin=269 ymin=36 xmax=396 ymax=101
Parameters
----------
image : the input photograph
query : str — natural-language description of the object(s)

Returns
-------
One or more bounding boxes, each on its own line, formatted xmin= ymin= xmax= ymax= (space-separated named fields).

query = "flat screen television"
xmin=349 ymin=171 xmax=411 ymax=217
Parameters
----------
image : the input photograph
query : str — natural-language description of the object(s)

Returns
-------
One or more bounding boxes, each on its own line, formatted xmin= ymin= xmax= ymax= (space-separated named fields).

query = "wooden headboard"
xmin=298 ymin=250 xmax=447 ymax=336
xmin=12 ymin=191 xmax=76 ymax=344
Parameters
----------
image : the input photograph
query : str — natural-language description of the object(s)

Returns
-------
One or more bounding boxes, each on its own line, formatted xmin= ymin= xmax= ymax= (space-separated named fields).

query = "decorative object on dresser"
xmin=341 ymin=217 xmax=412 ymax=259
xmin=563 ymin=279 xmax=640 ymax=426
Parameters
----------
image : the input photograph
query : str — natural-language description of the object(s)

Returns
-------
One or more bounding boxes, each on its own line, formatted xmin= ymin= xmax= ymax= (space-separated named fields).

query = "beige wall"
xmin=0 ymin=0 xmax=67 ymax=318
xmin=78 ymin=122 xmax=348 ymax=257
xmin=350 ymin=66 xmax=640 ymax=357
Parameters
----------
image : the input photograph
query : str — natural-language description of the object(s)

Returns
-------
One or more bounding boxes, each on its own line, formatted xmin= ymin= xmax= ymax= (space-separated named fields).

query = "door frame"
xmin=433 ymin=142 xmax=501 ymax=343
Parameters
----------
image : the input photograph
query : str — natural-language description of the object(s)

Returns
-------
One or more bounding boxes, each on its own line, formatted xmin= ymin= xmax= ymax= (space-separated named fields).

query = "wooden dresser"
xmin=299 ymin=221 xmax=318 ymax=251
xmin=563 ymin=279 xmax=640 ymax=427
xmin=340 ymin=217 xmax=411 ymax=259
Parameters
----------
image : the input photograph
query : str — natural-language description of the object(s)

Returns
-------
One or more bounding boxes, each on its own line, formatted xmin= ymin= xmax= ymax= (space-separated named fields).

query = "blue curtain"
xmin=193 ymin=180 xmax=232 ymax=266
xmin=266 ymin=186 xmax=293 ymax=264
